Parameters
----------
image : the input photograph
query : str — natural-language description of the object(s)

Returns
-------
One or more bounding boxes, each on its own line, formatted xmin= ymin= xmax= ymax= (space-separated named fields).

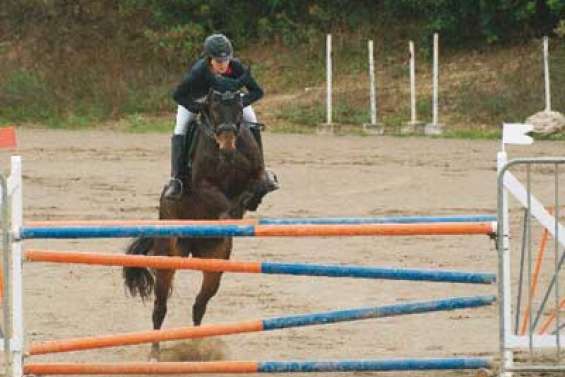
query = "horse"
xmin=122 ymin=89 xmax=277 ymax=360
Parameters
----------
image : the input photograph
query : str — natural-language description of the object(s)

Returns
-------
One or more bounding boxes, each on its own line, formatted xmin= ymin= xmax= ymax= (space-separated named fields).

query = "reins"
xmin=197 ymin=110 xmax=217 ymax=140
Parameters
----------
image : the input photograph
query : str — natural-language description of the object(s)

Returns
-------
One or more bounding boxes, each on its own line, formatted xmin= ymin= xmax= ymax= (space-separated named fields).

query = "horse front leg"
xmin=192 ymin=271 xmax=224 ymax=326
xmin=192 ymin=180 xmax=247 ymax=220
xmin=192 ymin=238 xmax=232 ymax=326
xmin=223 ymin=189 xmax=256 ymax=219
xmin=150 ymin=269 xmax=175 ymax=361
xmin=230 ymin=171 xmax=277 ymax=215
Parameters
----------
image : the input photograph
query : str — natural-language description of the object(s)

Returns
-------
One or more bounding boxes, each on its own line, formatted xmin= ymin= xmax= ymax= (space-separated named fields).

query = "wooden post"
xmin=544 ymin=36 xmax=551 ymax=112
xmin=401 ymin=40 xmax=424 ymax=135
xmin=425 ymin=33 xmax=443 ymax=135
xmin=363 ymin=40 xmax=384 ymax=135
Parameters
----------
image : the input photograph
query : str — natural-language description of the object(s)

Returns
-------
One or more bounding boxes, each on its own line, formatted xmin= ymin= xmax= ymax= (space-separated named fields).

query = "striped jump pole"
xmin=25 ymin=214 xmax=496 ymax=227
xmin=18 ymin=222 xmax=496 ymax=239
xmin=24 ymin=357 xmax=493 ymax=375
xmin=258 ymin=214 xmax=496 ymax=225
xmin=28 ymin=295 xmax=495 ymax=355
xmin=25 ymin=250 xmax=497 ymax=284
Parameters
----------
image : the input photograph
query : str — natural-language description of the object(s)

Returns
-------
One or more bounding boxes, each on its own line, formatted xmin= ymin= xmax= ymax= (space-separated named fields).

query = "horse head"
xmin=202 ymin=89 xmax=243 ymax=158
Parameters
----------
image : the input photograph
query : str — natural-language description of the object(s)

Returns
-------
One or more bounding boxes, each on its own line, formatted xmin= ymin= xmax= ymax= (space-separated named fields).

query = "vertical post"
xmin=544 ymin=36 xmax=551 ymax=112
xmin=326 ymin=34 xmax=333 ymax=126
xmin=497 ymin=151 xmax=514 ymax=377
xmin=401 ymin=41 xmax=423 ymax=134
xmin=432 ymin=33 xmax=439 ymax=126
xmin=526 ymin=166 xmax=533 ymax=357
xmin=425 ymin=33 xmax=443 ymax=135
xmin=1 ymin=173 xmax=11 ymax=377
xmin=363 ymin=40 xmax=384 ymax=135
xmin=10 ymin=156 xmax=23 ymax=377
xmin=410 ymin=41 xmax=417 ymax=124
xmin=553 ymin=166 xmax=561 ymax=356
xmin=368 ymin=40 xmax=377 ymax=125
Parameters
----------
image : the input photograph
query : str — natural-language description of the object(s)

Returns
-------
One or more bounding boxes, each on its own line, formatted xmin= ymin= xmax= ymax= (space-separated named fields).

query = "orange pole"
xmin=519 ymin=225 xmax=550 ymax=335
xmin=25 ymin=250 xmax=261 ymax=273
xmin=28 ymin=320 xmax=262 ymax=355
xmin=538 ymin=298 xmax=565 ymax=334
xmin=255 ymin=222 xmax=494 ymax=237
xmin=24 ymin=361 xmax=258 ymax=375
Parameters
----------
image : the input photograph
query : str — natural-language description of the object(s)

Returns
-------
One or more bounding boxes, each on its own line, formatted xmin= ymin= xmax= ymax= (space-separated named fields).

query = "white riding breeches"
xmin=174 ymin=105 xmax=258 ymax=135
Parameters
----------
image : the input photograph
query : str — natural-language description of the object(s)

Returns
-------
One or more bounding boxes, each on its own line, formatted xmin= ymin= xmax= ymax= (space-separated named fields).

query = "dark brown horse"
xmin=122 ymin=89 xmax=276 ymax=359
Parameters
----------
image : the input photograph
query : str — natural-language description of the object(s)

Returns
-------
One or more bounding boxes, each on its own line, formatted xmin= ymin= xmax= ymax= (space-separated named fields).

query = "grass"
xmin=443 ymin=128 xmax=501 ymax=140
xmin=0 ymin=70 xmax=57 ymax=123
xmin=1 ymin=36 xmax=564 ymax=140
xmin=0 ymin=64 xmax=174 ymax=129
xmin=275 ymin=101 xmax=325 ymax=129
xmin=124 ymin=114 xmax=171 ymax=133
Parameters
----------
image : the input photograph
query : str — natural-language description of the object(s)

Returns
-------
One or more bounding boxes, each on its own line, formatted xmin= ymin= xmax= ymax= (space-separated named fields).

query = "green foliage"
xmin=557 ymin=20 xmax=565 ymax=37
xmin=551 ymin=42 xmax=565 ymax=110
xmin=1 ymin=0 xmax=564 ymax=131
xmin=0 ymin=70 xmax=56 ymax=122
xmin=450 ymin=44 xmax=545 ymax=127
xmin=384 ymin=0 xmax=564 ymax=45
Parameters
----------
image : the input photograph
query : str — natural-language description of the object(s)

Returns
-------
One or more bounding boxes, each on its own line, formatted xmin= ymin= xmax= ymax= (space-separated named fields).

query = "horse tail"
xmin=123 ymin=237 xmax=155 ymax=301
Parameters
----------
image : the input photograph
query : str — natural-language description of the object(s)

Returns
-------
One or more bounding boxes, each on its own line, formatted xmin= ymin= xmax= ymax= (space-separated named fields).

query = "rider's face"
xmin=211 ymin=58 xmax=230 ymax=74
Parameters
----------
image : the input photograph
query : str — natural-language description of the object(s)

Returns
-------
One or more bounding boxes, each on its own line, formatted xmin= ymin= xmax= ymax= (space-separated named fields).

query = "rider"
xmin=164 ymin=33 xmax=272 ymax=200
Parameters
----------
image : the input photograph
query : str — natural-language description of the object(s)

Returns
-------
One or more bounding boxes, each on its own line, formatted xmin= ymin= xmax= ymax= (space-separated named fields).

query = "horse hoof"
xmin=264 ymin=169 xmax=279 ymax=192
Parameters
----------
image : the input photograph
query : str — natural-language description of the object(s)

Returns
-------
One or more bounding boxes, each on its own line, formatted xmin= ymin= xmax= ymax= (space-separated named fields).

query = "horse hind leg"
xmin=150 ymin=269 xmax=175 ymax=361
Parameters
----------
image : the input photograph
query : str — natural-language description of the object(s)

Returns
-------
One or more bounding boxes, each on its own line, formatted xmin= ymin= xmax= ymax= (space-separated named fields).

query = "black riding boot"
xmin=164 ymin=134 xmax=188 ymax=200
xmin=250 ymin=125 xmax=279 ymax=192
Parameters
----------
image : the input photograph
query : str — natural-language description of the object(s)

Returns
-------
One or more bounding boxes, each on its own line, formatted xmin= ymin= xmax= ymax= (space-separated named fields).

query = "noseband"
xmin=216 ymin=122 xmax=239 ymax=135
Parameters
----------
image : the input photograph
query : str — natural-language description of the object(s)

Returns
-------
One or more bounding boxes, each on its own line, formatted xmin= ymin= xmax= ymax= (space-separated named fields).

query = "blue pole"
xmin=259 ymin=214 xmax=496 ymax=225
xmin=262 ymin=295 xmax=495 ymax=330
xmin=258 ymin=357 xmax=492 ymax=372
xmin=260 ymin=262 xmax=496 ymax=284
xmin=18 ymin=224 xmax=256 ymax=239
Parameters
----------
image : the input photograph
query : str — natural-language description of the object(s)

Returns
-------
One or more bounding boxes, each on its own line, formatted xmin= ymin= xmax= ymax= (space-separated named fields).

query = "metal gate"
xmin=498 ymin=154 xmax=565 ymax=375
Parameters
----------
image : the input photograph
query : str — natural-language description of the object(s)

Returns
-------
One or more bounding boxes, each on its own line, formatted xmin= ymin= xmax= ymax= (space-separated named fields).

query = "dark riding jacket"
xmin=173 ymin=58 xmax=264 ymax=114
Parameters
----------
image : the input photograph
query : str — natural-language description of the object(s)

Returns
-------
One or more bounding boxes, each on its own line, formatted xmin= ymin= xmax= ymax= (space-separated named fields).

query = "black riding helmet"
xmin=204 ymin=34 xmax=233 ymax=62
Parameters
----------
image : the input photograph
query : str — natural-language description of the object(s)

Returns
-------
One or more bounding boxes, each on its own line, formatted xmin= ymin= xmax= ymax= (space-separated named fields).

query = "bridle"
xmin=198 ymin=90 xmax=242 ymax=139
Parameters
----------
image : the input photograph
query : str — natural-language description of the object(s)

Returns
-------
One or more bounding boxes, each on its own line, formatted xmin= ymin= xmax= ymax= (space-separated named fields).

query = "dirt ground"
xmin=3 ymin=128 xmax=565 ymax=377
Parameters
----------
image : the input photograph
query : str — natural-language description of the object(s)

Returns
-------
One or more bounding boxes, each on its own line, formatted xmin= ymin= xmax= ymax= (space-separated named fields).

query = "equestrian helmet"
xmin=204 ymin=34 xmax=233 ymax=62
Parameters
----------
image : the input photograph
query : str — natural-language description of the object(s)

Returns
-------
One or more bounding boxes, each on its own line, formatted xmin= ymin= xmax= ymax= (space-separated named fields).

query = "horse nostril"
xmin=215 ymin=128 xmax=237 ymax=151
